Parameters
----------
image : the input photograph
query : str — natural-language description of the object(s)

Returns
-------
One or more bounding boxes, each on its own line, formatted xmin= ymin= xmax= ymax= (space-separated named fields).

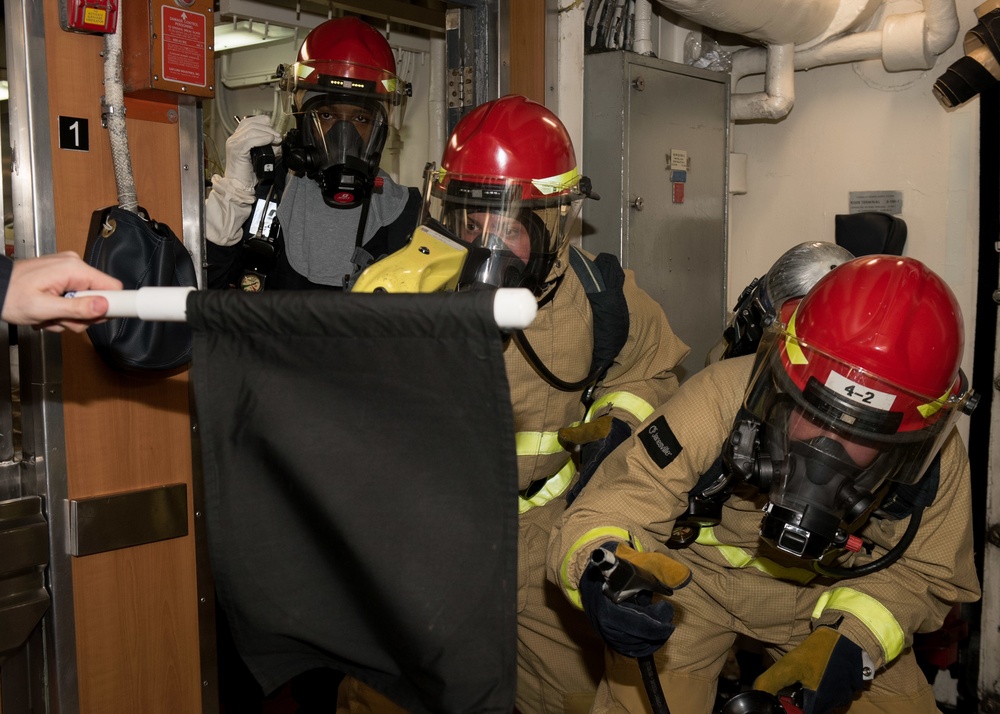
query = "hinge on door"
xmin=448 ymin=66 xmax=474 ymax=109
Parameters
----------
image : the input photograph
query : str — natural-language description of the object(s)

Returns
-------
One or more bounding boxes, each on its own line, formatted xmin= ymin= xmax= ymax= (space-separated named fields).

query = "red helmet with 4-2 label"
xmin=778 ymin=255 xmax=964 ymax=438
xmin=737 ymin=255 xmax=975 ymax=560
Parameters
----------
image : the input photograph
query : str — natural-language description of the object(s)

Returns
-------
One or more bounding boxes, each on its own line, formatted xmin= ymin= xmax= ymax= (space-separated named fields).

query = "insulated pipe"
xmin=103 ymin=7 xmax=138 ymax=213
xmin=730 ymin=43 xmax=796 ymax=120
xmin=633 ymin=0 xmax=655 ymax=56
xmin=725 ymin=0 xmax=960 ymax=120
xmin=653 ymin=0 xmax=844 ymax=46
xmin=428 ymin=36 xmax=447 ymax=167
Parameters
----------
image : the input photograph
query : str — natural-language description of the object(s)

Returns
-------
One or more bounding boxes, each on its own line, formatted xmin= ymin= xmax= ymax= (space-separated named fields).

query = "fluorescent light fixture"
xmin=0 ymin=81 xmax=8 ymax=102
xmin=214 ymin=18 xmax=297 ymax=52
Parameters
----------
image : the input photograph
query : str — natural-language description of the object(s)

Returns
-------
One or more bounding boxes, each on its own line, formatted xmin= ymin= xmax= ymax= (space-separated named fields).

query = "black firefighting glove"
xmin=562 ymin=416 xmax=632 ymax=505
xmin=579 ymin=542 xmax=691 ymax=658
xmin=754 ymin=626 xmax=865 ymax=714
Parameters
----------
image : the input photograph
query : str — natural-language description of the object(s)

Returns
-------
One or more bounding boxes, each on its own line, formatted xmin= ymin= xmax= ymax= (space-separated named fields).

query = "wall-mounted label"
xmin=849 ymin=190 xmax=902 ymax=215
xmin=668 ymin=150 xmax=688 ymax=171
xmin=58 ymin=116 xmax=89 ymax=152
xmin=669 ymin=170 xmax=687 ymax=183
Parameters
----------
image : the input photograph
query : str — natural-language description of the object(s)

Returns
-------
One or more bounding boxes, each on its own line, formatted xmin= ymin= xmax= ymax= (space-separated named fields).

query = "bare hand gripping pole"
xmin=70 ymin=287 xmax=539 ymax=331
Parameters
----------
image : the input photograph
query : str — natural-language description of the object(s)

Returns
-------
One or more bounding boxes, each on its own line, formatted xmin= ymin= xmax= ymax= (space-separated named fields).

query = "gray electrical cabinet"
xmin=582 ymin=51 xmax=729 ymax=380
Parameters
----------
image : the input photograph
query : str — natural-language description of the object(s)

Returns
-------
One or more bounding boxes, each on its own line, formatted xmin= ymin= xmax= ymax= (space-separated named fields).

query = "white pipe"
xmin=73 ymin=287 xmax=196 ymax=322
xmin=556 ymin=0 xmax=586 ymax=162
xmin=727 ymin=0 xmax=960 ymax=120
xmin=922 ymin=0 xmax=960 ymax=56
xmin=654 ymin=0 xmax=843 ymax=45
xmin=730 ymin=43 xmax=796 ymax=120
xmin=633 ymin=0 xmax=655 ymax=56
xmin=72 ymin=287 xmax=539 ymax=330
xmin=428 ymin=36 xmax=447 ymax=167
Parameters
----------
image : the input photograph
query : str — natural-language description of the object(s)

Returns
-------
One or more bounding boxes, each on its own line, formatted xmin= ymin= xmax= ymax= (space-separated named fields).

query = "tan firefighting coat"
xmin=508 ymin=248 xmax=689 ymax=713
xmin=547 ymin=354 xmax=980 ymax=676
xmin=508 ymin=249 xmax=690 ymax=501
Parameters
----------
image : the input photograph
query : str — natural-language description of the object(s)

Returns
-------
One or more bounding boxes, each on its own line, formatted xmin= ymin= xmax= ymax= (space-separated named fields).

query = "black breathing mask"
xmin=678 ymin=383 xmax=888 ymax=562
xmin=281 ymin=120 xmax=385 ymax=209
xmin=752 ymin=422 xmax=878 ymax=560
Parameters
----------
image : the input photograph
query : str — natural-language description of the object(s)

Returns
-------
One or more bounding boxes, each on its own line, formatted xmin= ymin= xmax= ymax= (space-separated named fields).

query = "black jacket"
xmin=206 ymin=165 xmax=421 ymax=291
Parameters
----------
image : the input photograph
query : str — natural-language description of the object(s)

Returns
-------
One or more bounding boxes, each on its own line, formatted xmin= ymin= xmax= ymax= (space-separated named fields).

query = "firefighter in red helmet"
xmin=339 ymin=94 xmax=690 ymax=713
xmin=547 ymin=255 xmax=980 ymax=713
xmin=205 ymin=16 xmax=421 ymax=293
xmin=423 ymin=93 xmax=590 ymax=297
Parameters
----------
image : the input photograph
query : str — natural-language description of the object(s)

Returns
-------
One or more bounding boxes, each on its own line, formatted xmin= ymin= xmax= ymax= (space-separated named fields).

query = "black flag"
xmin=188 ymin=289 xmax=517 ymax=713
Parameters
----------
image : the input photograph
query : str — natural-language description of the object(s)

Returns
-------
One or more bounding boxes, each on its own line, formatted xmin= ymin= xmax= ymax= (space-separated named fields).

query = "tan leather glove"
xmin=754 ymin=626 xmax=866 ymax=713
xmin=615 ymin=543 xmax=692 ymax=590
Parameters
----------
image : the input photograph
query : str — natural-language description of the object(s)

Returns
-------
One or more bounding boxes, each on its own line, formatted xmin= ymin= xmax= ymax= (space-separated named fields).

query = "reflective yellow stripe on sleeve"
xmin=560 ymin=526 xmax=636 ymax=609
xmin=812 ymin=587 xmax=906 ymax=662
xmin=516 ymin=428 xmax=578 ymax=513
xmin=696 ymin=527 xmax=817 ymax=584
xmin=518 ymin=458 xmax=576 ymax=514
xmin=587 ymin=391 xmax=656 ymax=423
xmin=516 ymin=429 xmax=570 ymax=457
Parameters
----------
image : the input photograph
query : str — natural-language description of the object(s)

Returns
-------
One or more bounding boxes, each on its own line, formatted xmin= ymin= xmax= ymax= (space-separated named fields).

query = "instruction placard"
xmin=161 ymin=5 xmax=207 ymax=87
xmin=849 ymin=190 xmax=902 ymax=215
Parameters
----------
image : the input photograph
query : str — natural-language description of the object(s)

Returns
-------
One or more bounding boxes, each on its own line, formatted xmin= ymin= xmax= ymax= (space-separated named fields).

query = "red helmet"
xmin=278 ymin=17 xmax=409 ymax=205
xmin=744 ymin=255 xmax=970 ymax=487
xmin=778 ymin=256 xmax=964 ymax=436
xmin=734 ymin=255 xmax=973 ymax=559
xmin=424 ymin=95 xmax=594 ymax=295
xmin=284 ymin=17 xmax=403 ymax=102
xmin=440 ymin=94 xmax=581 ymax=202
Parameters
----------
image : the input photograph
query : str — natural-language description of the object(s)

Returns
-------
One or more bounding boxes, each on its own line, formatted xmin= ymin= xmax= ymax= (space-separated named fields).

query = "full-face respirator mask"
xmin=281 ymin=95 xmax=389 ymax=209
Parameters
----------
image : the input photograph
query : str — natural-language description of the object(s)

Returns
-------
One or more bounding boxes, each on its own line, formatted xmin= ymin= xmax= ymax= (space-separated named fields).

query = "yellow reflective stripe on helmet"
xmin=532 ymin=167 xmax=581 ymax=195
xmin=518 ymin=458 xmax=576 ymax=514
xmin=587 ymin=391 xmax=656 ymax=423
xmin=812 ymin=587 xmax=905 ymax=662
xmin=560 ymin=526 xmax=635 ymax=609
xmin=696 ymin=527 xmax=816 ymax=584
xmin=516 ymin=430 xmax=569 ymax=457
xmin=382 ymin=78 xmax=398 ymax=93
xmin=784 ymin=308 xmax=808 ymax=365
xmin=917 ymin=385 xmax=953 ymax=419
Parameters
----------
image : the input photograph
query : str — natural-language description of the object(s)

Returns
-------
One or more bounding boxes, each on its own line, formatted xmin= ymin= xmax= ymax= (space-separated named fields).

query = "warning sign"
xmin=161 ymin=5 xmax=207 ymax=87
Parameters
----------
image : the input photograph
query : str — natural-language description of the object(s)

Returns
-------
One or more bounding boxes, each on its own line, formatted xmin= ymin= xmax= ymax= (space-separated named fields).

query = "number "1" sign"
xmin=58 ymin=116 xmax=90 ymax=152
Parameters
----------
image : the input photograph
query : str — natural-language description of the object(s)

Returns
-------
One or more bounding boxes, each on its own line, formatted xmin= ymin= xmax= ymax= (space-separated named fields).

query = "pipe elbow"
xmin=922 ymin=0 xmax=961 ymax=56
xmin=730 ymin=46 xmax=767 ymax=86
xmin=731 ymin=91 xmax=795 ymax=121
xmin=881 ymin=3 xmax=959 ymax=72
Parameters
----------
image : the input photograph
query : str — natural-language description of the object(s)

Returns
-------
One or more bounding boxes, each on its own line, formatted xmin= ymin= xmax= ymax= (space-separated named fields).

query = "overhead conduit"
xmin=650 ymin=0 xmax=960 ymax=120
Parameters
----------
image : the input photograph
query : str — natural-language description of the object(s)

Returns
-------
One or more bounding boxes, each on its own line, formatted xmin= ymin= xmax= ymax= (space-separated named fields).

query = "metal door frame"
xmin=2 ymin=1 xmax=78 ymax=711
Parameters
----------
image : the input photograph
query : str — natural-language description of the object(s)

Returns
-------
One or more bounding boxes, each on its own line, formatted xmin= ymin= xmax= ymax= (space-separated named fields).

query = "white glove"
xmin=206 ymin=115 xmax=283 ymax=247
xmin=224 ymin=114 xmax=282 ymax=191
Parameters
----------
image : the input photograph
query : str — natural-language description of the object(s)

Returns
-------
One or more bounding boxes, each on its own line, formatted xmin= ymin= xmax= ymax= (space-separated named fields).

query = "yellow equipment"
xmin=351 ymin=223 xmax=470 ymax=294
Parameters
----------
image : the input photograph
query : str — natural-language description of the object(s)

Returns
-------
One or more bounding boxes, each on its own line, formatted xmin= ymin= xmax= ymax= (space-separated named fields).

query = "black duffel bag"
xmin=84 ymin=205 xmax=197 ymax=372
